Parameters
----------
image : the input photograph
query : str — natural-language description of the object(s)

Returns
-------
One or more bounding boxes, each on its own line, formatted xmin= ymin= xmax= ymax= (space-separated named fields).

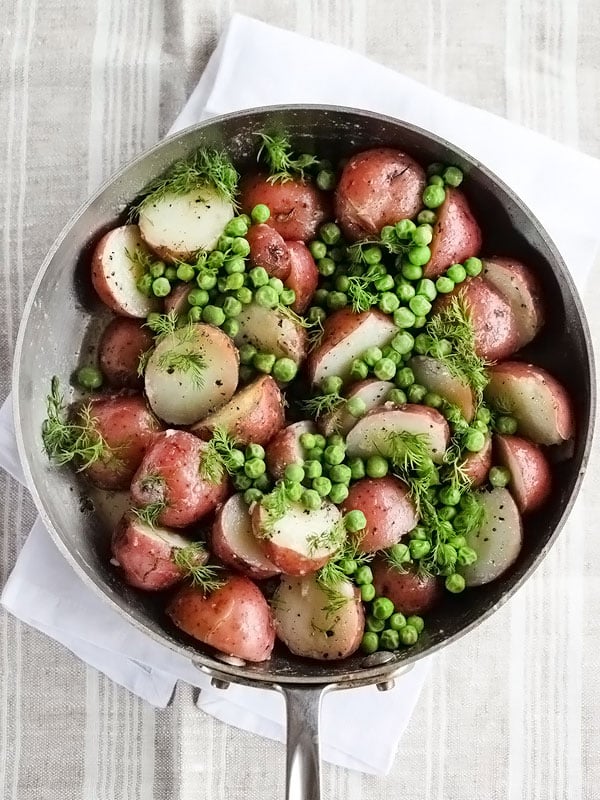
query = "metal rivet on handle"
xmin=211 ymin=678 xmax=230 ymax=690
xmin=360 ymin=651 xmax=395 ymax=668
xmin=376 ymin=680 xmax=396 ymax=692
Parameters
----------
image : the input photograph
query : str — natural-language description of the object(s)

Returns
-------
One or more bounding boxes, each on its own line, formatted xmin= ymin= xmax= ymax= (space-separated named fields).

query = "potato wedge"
xmin=483 ymin=257 xmax=545 ymax=349
xmin=485 ymin=361 xmax=575 ymax=445
xmin=211 ymin=493 xmax=280 ymax=579
xmin=494 ymin=434 xmax=552 ymax=513
xmin=167 ymin=575 xmax=275 ymax=662
xmin=138 ymin=186 xmax=234 ymax=262
xmin=99 ymin=317 xmax=154 ymax=390
xmin=191 ymin=375 xmax=284 ymax=446
xmin=130 ymin=430 xmax=229 ymax=528
xmin=234 ymin=302 xmax=308 ymax=363
xmin=461 ymin=434 xmax=492 ymax=487
xmin=409 ymin=355 xmax=475 ymax=421
xmin=252 ymin=499 xmax=343 ymax=576
xmin=461 ymin=487 xmax=523 ymax=586
xmin=145 ymin=323 xmax=239 ymax=425
xmin=285 ymin=241 xmax=319 ymax=314
xmin=334 ymin=148 xmax=426 ymax=241
xmin=341 ymin=476 xmax=418 ymax=553
xmin=307 ymin=309 xmax=397 ymax=386
xmin=424 ymin=188 xmax=482 ymax=278
xmin=266 ymin=420 xmax=316 ymax=480
xmin=245 ymin=223 xmax=291 ymax=280
xmin=319 ymin=379 xmax=393 ymax=437
xmin=164 ymin=283 xmax=193 ymax=316
xmin=345 ymin=403 xmax=450 ymax=463
xmin=272 ymin=575 xmax=364 ymax=660
xmin=111 ymin=513 xmax=203 ymax=591
xmin=372 ymin=560 xmax=442 ymax=615
xmin=91 ymin=225 xmax=160 ymax=318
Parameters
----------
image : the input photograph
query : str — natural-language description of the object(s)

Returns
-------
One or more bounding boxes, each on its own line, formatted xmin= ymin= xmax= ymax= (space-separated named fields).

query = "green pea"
xmin=423 ymin=184 xmax=446 ymax=209
xmin=465 ymin=429 xmax=486 ymax=452
xmin=207 ymin=249 xmax=225 ymax=268
xmin=327 ymin=432 xmax=344 ymax=446
xmin=149 ymin=261 xmax=165 ymax=279
xmin=318 ymin=222 xmax=341 ymax=245
xmin=409 ymin=539 xmax=431 ymax=559
xmin=380 ymin=225 xmax=397 ymax=245
xmin=226 ymin=449 xmax=245 ymax=471
xmin=318 ymin=257 xmax=336 ymax=277
xmin=301 ymin=489 xmax=322 ymax=510
xmin=253 ymin=473 xmax=271 ymax=492
xmin=429 ymin=339 xmax=452 ymax=358
xmin=414 ymin=333 xmax=432 ymax=355
xmin=309 ymin=240 xmax=327 ymax=260
xmin=314 ymin=434 xmax=327 ymax=449
xmin=407 ymin=383 xmax=427 ymax=403
xmin=395 ymin=219 xmax=416 ymax=239
xmin=340 ymin=558 xmax=358 ymax=576
xmin=389 ymin=613 xmax=407 ymax=631
xmin=382 ymin=346 xmax=402 ymax=366
xmin=243 ymin=443 xmax=264 ymax=461
xmin=248 ymin=266 xmax=268 ymax=287
xmin=224 ymin=216 xmax=249 ymax=237
xmin=413 ymin=315 xmax=427 ymax=329
xmin=254 ymin=285 xmax=279 ymax=309
xmin=304 ymin=460 xmax=322 ymax=480
xmin=410 ymin=525 xmax=428 ymax=541
xmin=390 ymin=307 xmax=414 ymax=330
xmin=416 ymin=278 xmax=437 ymax=302
xmin=344 ymin=509 xmax=366 ymax=533
xmin=435 ymin=276 xmax=455 ymax=294
xmin=372 ymin=597 xmax=394 ymax=620
xmin=320 ymin=376 xmax=342 ymax=396
xmin=438 ymin=505 xmax=457 ymax=522
xmin=243 ymin=457 xmax=265 ymax=479
xmin=396 ymin=282 xmax=416 ymax=302
xmin=489 ymin=465 xmax=511 ymax=488
xmin=355 ymin=565 xmax=374 ymax=585
xmin=409 ymin=294 xmax=432 ymax=317
xmin=76 ymin=366 xmax=103 ymax=390
xmin=277 ymin=288 xmax=295 ymax=307
xmin=374 ymin=275 xmax=394 ymax=293
xmin=348 ymin=457 xmax=365 ymax=481
xmin=362 ymin=245 xmax=382 ymax=265
xmin=350 ymin=359 xmax=369 ymax=380
xmin=197 ymin=270 xmax=217 ymax=290
xmin=447 ymin=263 xmax=467 ymax=284
xmin=316 ymin=170 xmax=336 ymax=191
xmin=313 ymin=289 xmax=329 ymax=307
xmin=136 ymin=273 xmax=153 ymax=296
xmin=312 ymin=476 xmax=332 ymax=497
xmin=329 ymin=464 xmax=352 ymax=485
xmin=418 ymin=209 xmax=437 ymax=225
xmin=268 ymin=277 xmax=284 ymax=295
xmin=374 ymin=357 xmax=396 ymax=381
xmin=273 ymin=357 xmax=298 ymax=383
xmin=306 ymin=446 xmax=325 ymax=461
xmin=496 ymin=415 xmax=518 ymax=435
xmin=324 ymin=445 xmax=345 ymax=466
xmin=424 ymin=392 xmax=443 ymax=409
xmin=377 ymin=292 xmax=398 ymax=315
xmin=224 ymin=256 xmax=245 ymax=275
xmin=327 ymin=291 xmax=348 ymax=310
xmin=387 ymin=388 xmax=407 ymax=406
xmin=443 ymin=166 xmax=463 ymax=187
xmin=346 ymin=396 xmax=367 ymax=418
xmin=251 ymin=204 xmax=270 ymax=223
xmin=223 ymin=297 xmax=242 ymax=318
xmin=399 ymin=625 xmax=418 ymax=646
xmin=283 ymin=464 xmax=304 ymax=484
xmin=366 ymin=455 xmax=388 ymax=479
xmin=361 ymin=632 xmax=379 ymax=654
xmin=401 ymin=262 xmax=423 ymax=281
xmin=476 ymin=406 xmax=492 ymax=425
xmin=428 ymin=174 xmax=445 ymax=187
xmin=456 ymin=546 xmax=477 ymax=566
xmin=228 ymin=236 xmax=249 ymax=257
xmin=408 ymin=245 xmax=431 ymax=267
xmin=253 ymin=352 xmax=276 ymax=374
xmin=448 ymin=535 xmax=467 ymax=549
xmin=152 ymin=277 xmax=171 ymax=297
xmin=445 ymin=573 xmax=466 ymax=593
xmin=391 ymin=331 xmax=415 ymax=356
xmin=380 ymin=629 xmax=400 ymax=651
xmin=187 ymin=306 xmax=202 ymax=323
xmin=202 ymin=305 xmax=225 ymax=326
xmin=243 ymin=488 xmax=263 ymax=505
xmin=464 ymin=256 xmax=483 ymax=276
xmin=366 ymin=615 xmax=386 ymax=633
xmin=217 ymin=234 xmax=234 ymax=252
xmin=329 ymin=483 xmax=349 ymax=503
xmin=222 ymin=318 xmax=239 ymax=338
xmin=471 ymin=420 xmax=488 ymax=434
xmin=233 ymin=471 xmax=253 ymax=491
xmin=438 ymin=486 xmax=461 ymax=506
xmin=224 ymin=273 xmax=245 ymax=291
xmin=329 ymin=245 xmax=346 ymax=263
xmin=239 ymin=344 xmax=257 ymax=365
xmin=360 ymin=584 xmax=376 ymax=602
xmin=395 ymin=367 xmax=415 ymax=388
xmin=175 ymin=263 xmax=195 ymax=282
xmin=412 ymin=224 xmax=434 ymax=247
xmin=307 ymin=306 xmax=327 ymax=325
xmin=363 ymin=346 xmax=383 ymax=367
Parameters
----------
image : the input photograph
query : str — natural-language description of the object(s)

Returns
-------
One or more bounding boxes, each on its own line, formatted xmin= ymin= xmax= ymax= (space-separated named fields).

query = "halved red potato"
xmin=409 ymin=355 xmax=475 ymax=421
xmin=460 ymin=434 xmax=492 ymax=487
xmin=191 ymin=375 xmax=284 ymax=446
xmin=130 ymin=430 xmax=228 ymax=528
xmin=167 ymin=575 xmax=275 ymax=662
xmin=483 ymin=257 xmax=545 ymax=349
xmin=145 ymin=323 xmax=239 ymax=425
xmin=272 ymin=575 xmax=364 ymax=660
xmin=433 ymin=277 xmax=520 ymax=361
xmin=320 ymin=379 xmax=393 ymax=437
xmin=461 ymin=487 xmax=523 ymax=586
xmin=138 ymin=185 xmax=234 ymax=262
xmin=307 ymin=309 xmax=397 ymax=386
xmin=252 ymin=499 xmax=343 ymax=576
xmin=81 ymin=394 xmax=162 ymax=490
xmin=240 ymin=174 xmax=329 ymax=241
xmin=234 ymin=302 xmax=308 ymax=363
xmin=494 ymin=434 xmax=552 ymax=513
xmin=245 ymin=224 xmax=291 ymax=280
xmin=485 ymin=361 xmax=575 ymax=445
xmin=341 ymin=476 xmax=418 ymax=553
xmin=164 ymin=283 xmax=193 ymax=316
xmin=111 ymin=513 xmax=205 ymax=591
xmin=424 ymin=188 xmax=483 ymax=278
xmin=371 ymin=560 xmax=442 ymax=616
xmin=91 ymin=225 xmax=160 ymax=318
xmin=345 ymin=403 xmax=450 ymax=464
xmin=334 ymin=148 xmax=426 ymax=242
xmin=285 ymin=241 xmax=319 ymax=314
xmin=265 ymin=420 xmax=316 ymax=480
xmin=99 ymin=317 xmax=154 ymax=389
xmin=211 ymin=493 xmax=280 ymax=580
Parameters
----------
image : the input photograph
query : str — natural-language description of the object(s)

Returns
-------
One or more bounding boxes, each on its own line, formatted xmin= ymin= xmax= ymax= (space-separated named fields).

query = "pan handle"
xmin=282 ymin=686 xmax=328 ymax=800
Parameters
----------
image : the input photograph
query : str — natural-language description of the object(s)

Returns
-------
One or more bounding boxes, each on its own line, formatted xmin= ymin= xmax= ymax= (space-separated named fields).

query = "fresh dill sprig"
xmin=344 ymin=265 xmax=381 ymax=313
xmin=198 ymin=427 xmax=242 ymax=483
xmin=307 ymin=316 xmax=325 ymax=351
xmin=385 ymin=431 xmax=439 ymax=514
xmin=41 ymin=377 xmax=110 ymax=470
xmin=302 ymin=392 xmax=345 ymax=419
xmin=156 ymin=350 xmax=206 ymax=389
xmin=172 ymin=544 xmax=224 ymax=594
xmin=137 ymin=348 xmax=153 ymax=378
xmin=258 ymin=481 xmax=291 ymax=532
xmin=452 ymin=491 xmax=486 ymax=537
xmin=384 ymin=543 xmax=413 ymax=573
xmin=132 ymin=500 xmax=167 ymax=528
xmin=131 ymin=148 xmax=239 ymax=216
xmin=315 ymin=538 xmax=373 ymax=616
xmin=257 ymin=133 xmax=318 ymax=184
xmin=144 ymin=310 xmax=179 ymax=340
xmin=319 ymin=583 xmax=351 ymax=618
xmin=125 ymin=246 xmax=156 ymax=275
xmin=276 ymin=304 xmax=312 ymax=329
xmin=307 ymin=518 xmax=346 ymax=555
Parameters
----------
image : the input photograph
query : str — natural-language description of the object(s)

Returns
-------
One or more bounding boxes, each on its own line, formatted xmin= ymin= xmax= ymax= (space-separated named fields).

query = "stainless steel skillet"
xmin=12 ymin=106 xmax=595 ymax=800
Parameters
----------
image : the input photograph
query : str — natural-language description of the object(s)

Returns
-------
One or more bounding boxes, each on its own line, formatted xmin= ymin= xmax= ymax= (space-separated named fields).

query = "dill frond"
xmin=156 ymin=350 xmax=206 ymax=389
xmin=137 ymin=348 xmax=153 ymax=377
xmin=257 ymin=133 xmax=318 ymax=184
xmin=302 ymin=392 xmax=345 ymax=419
xmin=307 ymin=518 xmax=346 ymax=555
xmin=131 ymin=500 xmax=167 ymax=528
xmin=172 ymin=545 xmax=224 ymax=594
xmin=198 ymin=427 xmax=242 ymax=483
xmin=144 ymin=310 xmax=179 ymax=340
xmin=258 ymin=481 xmax=291 ymax=531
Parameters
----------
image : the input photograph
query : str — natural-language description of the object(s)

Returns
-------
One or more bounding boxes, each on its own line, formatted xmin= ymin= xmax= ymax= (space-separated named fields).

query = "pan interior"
xmin=14 ymin=106 xmax=594 ymax=686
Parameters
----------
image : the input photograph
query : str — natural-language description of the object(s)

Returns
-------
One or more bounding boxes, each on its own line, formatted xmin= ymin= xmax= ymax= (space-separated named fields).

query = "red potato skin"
xmin=240 ymin=173 xmax=330 ymax=242
xmin=258 ymin=541 xmax=331 ymax=577
xmin=334 ymin=148 xmax=426 ymax=242
xmin=285 ymin=241 xmax=319 ymax=314
xmin=164 ymin=283 xmax=193 ymax=316
xmin=245 ymin=224 xmax=291 ymax=280
xmin=82 ymin=395 xmax=162 ymax=490
xmin=167 ymin=575 xmax=275 ymax=662
xmin=483 ymin=257 xmax=545 ymax=345
xmin=424 ymin=188 xmax=483 ymax=278
xmin=494 ymin=434 xmax=552 ymax=513
xmin=211 ymin=499 xmax=280 ymax=580
xmin=372 ymin=560 xmax=443 ymax=616
xmin=266 ymin=420 xmax=316 ymax=480
xmin=99 ymin=318 xmax=154 ymax=389
xmin=433 ymin=277 xmax=520 ymax=361
xmin=461 ymin=434 xmax=492 ymax=487
xmin=130 ymin=430 xmax=229 ymax=528
xmin=341 ymin=477 xmax=418 ymax=553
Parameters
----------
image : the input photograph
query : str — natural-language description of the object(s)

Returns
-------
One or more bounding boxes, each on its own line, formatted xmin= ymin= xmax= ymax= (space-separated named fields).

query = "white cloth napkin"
xmin=2 ymin=12 xmax=599 ymax=776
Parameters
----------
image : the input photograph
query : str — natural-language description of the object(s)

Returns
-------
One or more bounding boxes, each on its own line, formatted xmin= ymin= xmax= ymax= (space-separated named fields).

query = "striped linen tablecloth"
xmin=1 ymin=2 xmax=599 ymax=798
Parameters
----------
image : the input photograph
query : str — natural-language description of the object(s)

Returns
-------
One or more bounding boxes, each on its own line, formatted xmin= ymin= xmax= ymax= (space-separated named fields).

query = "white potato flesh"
xmin=138 ymin=186 xmax=234 ymax=262
xmin=409 ymin=355 xmax=475 ymax=422
xmin=320 ymin=380 xmax=393 ymax=436
xmin=461 ymin=488 xmax=523 ymax=586
xmin=272 ymin=575 xmax=364 ymax=660
xmin=234 ymin=303 xmax=308 ymax=362
xmin=212 ymin=493 xmax=280 ymax=579
xmin=145 ymin=323 xmax=238 ymax=425
xmin=345 ymin=403 xmax=450 ymax=463
xmin=483 ymin=259 xmax=544 ymax=348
